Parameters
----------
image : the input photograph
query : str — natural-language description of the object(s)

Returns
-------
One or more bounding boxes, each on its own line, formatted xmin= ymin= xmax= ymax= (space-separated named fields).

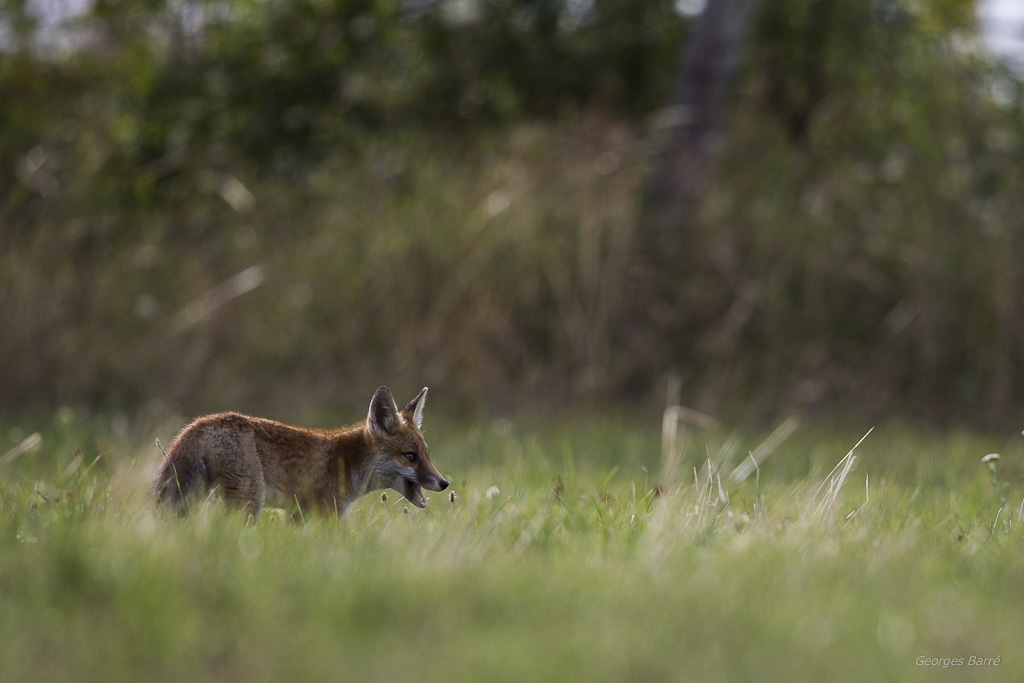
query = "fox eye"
xmin=404 ymin=452 xmax=418 ymax=463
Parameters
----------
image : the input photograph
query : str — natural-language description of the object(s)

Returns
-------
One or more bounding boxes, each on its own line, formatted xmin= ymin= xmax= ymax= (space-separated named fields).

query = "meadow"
xmin=4 ymin=4 xmax=1024 ymax=680
xmin=1 ymin=409 xmax=1021 ymax=682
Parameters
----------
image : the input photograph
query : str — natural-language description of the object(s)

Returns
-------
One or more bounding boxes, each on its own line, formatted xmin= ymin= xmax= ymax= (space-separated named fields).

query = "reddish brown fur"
xmin=151 ymin=387 xmax=447 ymax=520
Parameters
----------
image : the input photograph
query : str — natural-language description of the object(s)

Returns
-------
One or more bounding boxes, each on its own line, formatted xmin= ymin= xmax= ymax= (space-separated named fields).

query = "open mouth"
xmin=402 ymin=478 xmax=428 ymax=508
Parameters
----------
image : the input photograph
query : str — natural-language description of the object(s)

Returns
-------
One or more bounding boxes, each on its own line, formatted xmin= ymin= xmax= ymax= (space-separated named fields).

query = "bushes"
xmin=0 ymin=122 xmax=645 ymax=414
xmin=3 ymin=0 xmax=1024 ymax=423
xmin=0 ymin=0 xmax=680 ymax=414
xmin=659 ymin=0 xmax=1024 ymax=419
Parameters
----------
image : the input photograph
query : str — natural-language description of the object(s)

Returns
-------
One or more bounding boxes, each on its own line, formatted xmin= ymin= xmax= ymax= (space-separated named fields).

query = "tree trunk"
xmin=645 ymin=0 xmax=761 ymax=257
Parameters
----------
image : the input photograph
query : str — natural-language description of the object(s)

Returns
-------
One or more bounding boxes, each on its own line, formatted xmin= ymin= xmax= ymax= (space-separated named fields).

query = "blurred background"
xmin=1 ymin=0 xmax=1023 ymax=426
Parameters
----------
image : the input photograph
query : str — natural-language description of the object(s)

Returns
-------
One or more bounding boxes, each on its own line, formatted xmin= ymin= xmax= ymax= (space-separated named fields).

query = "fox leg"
xmin=221 ymin=472 xmax=265 ymax=522
xmin=208 ymin=448 xmax=266 ymax=522
xmin=310 ymin=459 xmax=342 ymax=517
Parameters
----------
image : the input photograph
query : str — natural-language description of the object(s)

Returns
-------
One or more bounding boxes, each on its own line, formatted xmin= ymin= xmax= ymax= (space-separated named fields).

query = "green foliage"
xmin=655 ymin=0 xmax=1024 ymax=419
xmin=2 ymin=0 xmax=1024 ymax=421
xmin=1 ymin=414 xmax=1023 ymax=680
xmin=1 ymin=0 xmax=686 ymax=188
xmin=1 ymin=124 xmax=646 ymax=412
xmin=415 ymin=0 xmax=687 ymax=119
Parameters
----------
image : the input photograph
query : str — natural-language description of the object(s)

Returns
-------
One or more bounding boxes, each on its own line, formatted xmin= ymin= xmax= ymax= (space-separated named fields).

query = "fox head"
xmin=365 ymin=386 xmax=448 ymax=508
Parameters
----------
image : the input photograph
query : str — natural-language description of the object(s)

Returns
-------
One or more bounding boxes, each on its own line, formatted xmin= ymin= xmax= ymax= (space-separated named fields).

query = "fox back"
xmin=151 ymin=386 xmax=447 ymax=520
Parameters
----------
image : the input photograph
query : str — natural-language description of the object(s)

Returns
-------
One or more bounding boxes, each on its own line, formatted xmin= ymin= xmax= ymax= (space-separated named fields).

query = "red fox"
xmin=151 ymin=386 xmax=448 ymax=520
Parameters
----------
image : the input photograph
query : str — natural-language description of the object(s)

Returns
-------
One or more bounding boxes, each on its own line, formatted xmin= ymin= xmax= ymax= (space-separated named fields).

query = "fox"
xmin=151 ymin=386 xmax=448 ymax=520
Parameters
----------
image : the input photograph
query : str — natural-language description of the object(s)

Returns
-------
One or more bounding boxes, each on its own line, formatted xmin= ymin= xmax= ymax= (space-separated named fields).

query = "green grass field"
xmin=1 ymin=411 xmax=1021 ymax=682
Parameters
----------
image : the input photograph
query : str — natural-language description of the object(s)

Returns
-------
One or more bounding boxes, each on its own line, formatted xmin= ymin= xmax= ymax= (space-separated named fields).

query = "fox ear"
xmin=368 ymin=386 xmax=399 ymax=437
xmin=402 ymin=387 xmax=428 ymax=429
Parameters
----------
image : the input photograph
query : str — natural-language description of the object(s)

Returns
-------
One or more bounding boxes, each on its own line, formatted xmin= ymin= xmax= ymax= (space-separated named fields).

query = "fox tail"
xmin=150 ymin=428 xmax=209 ymax=511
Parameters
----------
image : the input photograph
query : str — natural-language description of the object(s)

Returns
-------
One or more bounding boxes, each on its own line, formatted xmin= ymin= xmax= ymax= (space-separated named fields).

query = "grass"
xmin=1 ymin=410 xmax=1022 ymax=682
